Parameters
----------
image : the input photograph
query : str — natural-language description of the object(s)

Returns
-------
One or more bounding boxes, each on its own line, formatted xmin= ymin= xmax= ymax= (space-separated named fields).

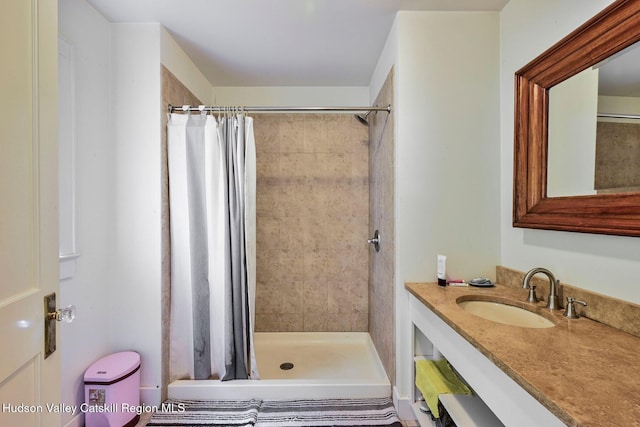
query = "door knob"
xmin=47 ymin=305 xmax=76 ymax=323
xmin=44 ymin=293 xmax=76 ymax=359
xmin=368 ymin=230 xmax=381 ymax=252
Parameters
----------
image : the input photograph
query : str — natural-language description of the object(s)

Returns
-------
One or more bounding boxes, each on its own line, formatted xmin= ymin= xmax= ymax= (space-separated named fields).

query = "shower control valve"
xmin=368 ymin=230 xmax=381 ymax=252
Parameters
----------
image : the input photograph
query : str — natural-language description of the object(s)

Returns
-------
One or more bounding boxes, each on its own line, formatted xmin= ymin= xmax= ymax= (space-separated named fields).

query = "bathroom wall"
xmin=59 ymin=1 xmax=214 ymax=415
xmin=253 ymin=113 xmax=370 ymax=331
xmin=369 ymin=68 xmax=395 ymax=384
xmin=214 ymin=87 xmax=369 ymax=107
xmin=58 ymin=1 xmax=113 ymax=425
xmin=500 ymin=0 xmax=640 ymax=305
xmin=370 ymin=11 xmax=501 ymax=416
xmin=109 ymin=22 xmax=164 ymax=405
xmin=160 ymin=28 xmax=212 ymax=105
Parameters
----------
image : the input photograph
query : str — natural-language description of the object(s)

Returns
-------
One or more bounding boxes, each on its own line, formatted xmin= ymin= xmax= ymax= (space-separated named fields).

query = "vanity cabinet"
xmin=409 ymin=294 xmax=564 ymax=427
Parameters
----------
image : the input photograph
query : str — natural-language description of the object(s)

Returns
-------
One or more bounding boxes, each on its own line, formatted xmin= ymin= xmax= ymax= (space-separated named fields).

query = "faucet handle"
xmin=525 ymin=284 xmax=539 ymax=303
xmin=563 ymin=297 xmax=587 ymax=319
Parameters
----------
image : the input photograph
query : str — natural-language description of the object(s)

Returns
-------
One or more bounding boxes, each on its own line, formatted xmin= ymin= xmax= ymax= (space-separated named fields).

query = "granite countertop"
xmin=405 ymin=282 xmax=640 ymax=427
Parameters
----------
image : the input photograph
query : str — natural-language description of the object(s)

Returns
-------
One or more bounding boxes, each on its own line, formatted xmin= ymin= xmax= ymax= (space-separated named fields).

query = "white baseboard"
xmin=393 ymin=385 xmax=415 ymax=421
xmin=141 ymin=386 xmax=162 ymax=406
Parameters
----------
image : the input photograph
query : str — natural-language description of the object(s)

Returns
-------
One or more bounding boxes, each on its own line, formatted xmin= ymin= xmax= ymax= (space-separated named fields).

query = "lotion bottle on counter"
xmin=437 ymin=254 xmax=447 ymax=286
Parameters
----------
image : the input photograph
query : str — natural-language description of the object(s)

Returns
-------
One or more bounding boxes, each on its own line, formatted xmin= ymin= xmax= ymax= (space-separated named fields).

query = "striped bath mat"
xmin=145 ymin=399 xmax=261 ymax=426
xmin=145 ymin=397 xmax=402 ymax=427
xmin=256 ymin=398 xmax=402 ymax=426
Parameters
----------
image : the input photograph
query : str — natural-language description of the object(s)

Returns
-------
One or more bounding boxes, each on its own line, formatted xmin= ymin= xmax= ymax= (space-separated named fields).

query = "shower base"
xmin=168 ymin=332 xmax=390 ymax=400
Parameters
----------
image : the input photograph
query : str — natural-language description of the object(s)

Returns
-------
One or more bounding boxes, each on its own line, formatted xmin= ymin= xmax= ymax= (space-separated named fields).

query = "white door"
xmin=0 ymin=1 xmax=61 ymax=426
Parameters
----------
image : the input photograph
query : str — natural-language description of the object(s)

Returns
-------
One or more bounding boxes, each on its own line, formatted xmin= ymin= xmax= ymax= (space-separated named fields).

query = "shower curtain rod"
xmin=598 ymin=112 xmax=640 ymax=119
xmin=167 ymin=104 xmax=392 ymax=114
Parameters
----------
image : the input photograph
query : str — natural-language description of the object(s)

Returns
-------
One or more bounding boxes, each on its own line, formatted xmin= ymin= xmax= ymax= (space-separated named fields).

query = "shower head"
xmin=354 ymin=111 xmax=372 ymax=126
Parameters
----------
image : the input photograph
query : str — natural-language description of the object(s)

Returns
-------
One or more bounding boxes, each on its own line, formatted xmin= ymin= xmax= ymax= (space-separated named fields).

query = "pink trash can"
xmin=84 ymin=351 xmax=141 ymax=427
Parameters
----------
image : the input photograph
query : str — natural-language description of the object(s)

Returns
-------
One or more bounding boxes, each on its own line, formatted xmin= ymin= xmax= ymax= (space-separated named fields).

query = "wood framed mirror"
xmin=514 ymin=0 xmax=640 ymax=237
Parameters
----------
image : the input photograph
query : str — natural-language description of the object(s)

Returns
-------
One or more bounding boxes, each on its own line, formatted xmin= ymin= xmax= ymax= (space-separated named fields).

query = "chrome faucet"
xmin=522 ymin=267 xmax=561 ymax=310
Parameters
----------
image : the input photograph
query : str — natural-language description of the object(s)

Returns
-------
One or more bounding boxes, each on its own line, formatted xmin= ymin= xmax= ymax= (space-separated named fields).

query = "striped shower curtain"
xmin=167 ymin=112 xmax=258 ymax=381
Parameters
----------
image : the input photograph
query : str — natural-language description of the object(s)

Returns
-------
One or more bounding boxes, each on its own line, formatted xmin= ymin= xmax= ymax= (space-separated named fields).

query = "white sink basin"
xmin=457 ymin=299 xmax=555 ymax=328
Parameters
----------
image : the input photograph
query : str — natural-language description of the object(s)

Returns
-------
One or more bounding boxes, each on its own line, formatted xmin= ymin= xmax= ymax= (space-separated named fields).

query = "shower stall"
xmin=163 ymin=97 xmax=394 ymax=400
xmin=169 ymin=332 xmax=390 ymax=400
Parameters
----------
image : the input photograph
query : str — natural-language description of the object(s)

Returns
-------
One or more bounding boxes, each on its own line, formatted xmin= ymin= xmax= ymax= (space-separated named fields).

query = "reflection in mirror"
xmin=547 ymin=69 xmax=598 ymax=197
xmin=547 ymin=41 xmax=640 ymax=197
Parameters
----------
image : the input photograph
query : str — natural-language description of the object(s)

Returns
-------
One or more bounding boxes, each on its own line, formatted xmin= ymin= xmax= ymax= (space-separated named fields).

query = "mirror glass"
xmin=547 ymin=41 xmax=640 ymax=197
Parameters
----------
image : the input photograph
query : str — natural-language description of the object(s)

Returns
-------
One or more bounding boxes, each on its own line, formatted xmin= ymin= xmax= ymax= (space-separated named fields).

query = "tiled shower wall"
xmin=369 ymin=69 xmax=395 ymax=384
xmin=595 ymin=122 xmax=640 ymax=193
xmin=253 ymin=114 xmax=370 ymax=332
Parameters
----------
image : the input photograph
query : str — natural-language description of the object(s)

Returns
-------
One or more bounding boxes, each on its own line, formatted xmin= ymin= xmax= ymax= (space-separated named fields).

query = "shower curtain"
xmin=167 ymin=111 xmax=258 ymax=381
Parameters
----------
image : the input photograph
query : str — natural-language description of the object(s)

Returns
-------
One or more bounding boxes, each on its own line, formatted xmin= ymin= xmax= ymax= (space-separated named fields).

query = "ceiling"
xmin=598 ymin=41 xmax=640 ymax=97
xmin=86 ymin=0 xmax=509 ymax=87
